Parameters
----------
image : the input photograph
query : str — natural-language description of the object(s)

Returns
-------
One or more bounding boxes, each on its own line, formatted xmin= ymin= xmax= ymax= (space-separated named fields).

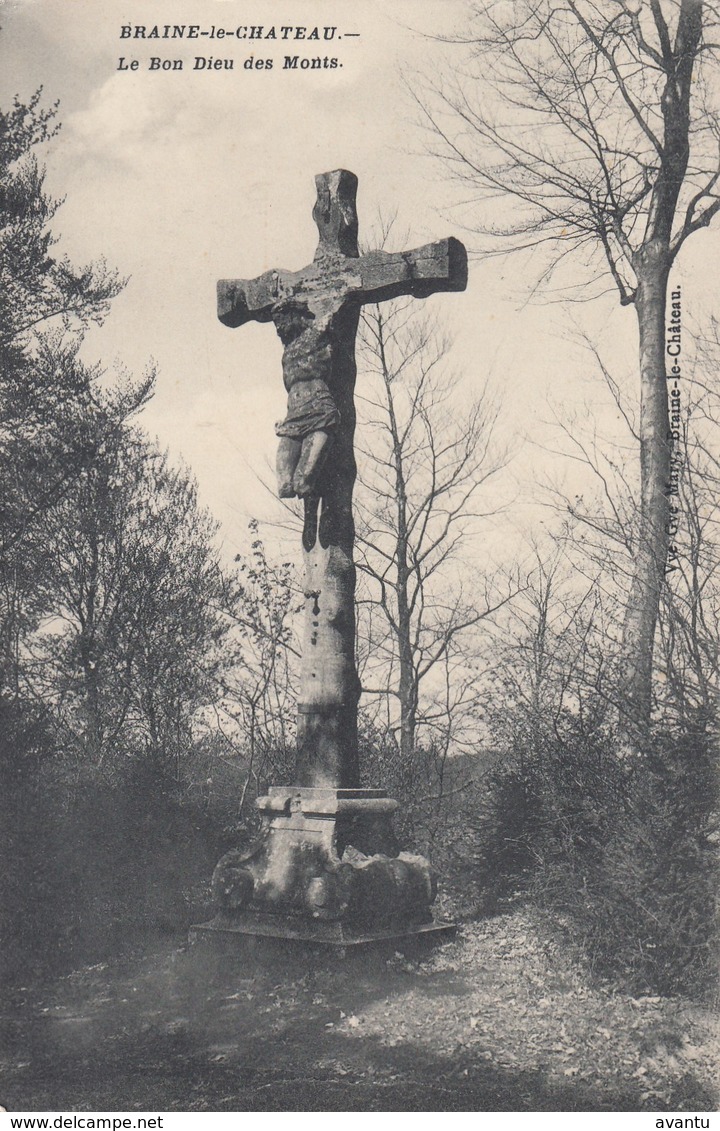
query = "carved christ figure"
xmin=262 ymin=176 xmax=361 ymax=499
xmin=273 ymin=299 xmax=340 ymax=498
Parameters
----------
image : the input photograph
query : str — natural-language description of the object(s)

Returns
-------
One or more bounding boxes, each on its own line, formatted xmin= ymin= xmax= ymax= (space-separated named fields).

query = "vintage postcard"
xmin=0 ymin=0 xmax=718 ymax=1118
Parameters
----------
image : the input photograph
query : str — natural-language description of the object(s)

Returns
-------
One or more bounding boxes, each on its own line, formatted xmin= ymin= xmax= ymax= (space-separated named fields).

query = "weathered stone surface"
xmin=216 ymin=237 xmax=468 ymax=328
xmin=201 ymin=172 xmax=468 ymax=946
xmin=209 ymin=787 xmax=437 ymax=935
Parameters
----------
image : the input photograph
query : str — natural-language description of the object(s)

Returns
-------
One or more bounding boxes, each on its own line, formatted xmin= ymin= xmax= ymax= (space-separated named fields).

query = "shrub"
xmin=472 ymin=718 xmax=719 ymax=996
xmin=0 ymin=754 xmax=225 ymax=985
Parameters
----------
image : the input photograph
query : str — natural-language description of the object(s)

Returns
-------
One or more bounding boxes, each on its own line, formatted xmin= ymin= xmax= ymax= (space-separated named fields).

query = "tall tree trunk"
xmin=384 ymin=341 xmax=416 ymax=762
xmin=397 ymin=574 xmax=417 ymax=762
xmin=622 ymin=246 xmax=672 ymax=731
xmin=619 ymin=0 xmax=702 ymax=736
xmin=80 ymin=636 xmax=103 ymax=758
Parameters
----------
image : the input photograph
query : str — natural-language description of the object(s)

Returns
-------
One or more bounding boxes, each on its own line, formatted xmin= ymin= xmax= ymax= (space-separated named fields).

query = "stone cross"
xmin=218 ymin=170 xmax=467 ymax=790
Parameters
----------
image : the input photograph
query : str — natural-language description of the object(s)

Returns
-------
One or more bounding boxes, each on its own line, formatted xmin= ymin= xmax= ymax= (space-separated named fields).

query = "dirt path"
xmin=1 ymin=909 xmax=717 ymax=1112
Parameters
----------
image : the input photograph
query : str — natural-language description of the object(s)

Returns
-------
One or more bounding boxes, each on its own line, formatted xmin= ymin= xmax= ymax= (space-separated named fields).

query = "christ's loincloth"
xmin=275 ymin=377 xmax=340 ymax=440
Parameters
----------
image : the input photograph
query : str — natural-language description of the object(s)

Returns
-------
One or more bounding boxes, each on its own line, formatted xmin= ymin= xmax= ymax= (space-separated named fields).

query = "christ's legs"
xmin=276 ymin=436 xmax=302 ymax=498
xmin=293 ymin=430 xmax=332 ymax=497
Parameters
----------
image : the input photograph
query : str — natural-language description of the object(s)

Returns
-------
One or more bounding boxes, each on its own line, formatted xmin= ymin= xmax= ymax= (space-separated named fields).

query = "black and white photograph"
xmin=0 ymin=0 xmax=718 ymax=1117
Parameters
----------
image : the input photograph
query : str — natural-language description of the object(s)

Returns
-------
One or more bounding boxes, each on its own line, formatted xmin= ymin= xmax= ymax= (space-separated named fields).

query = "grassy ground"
xmin=1 ymin=908 xmax=717 ymax=1112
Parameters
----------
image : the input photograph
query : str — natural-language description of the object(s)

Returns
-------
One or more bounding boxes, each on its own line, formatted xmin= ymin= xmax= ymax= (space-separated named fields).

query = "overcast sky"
xmin=2 ymin=0 xmax=717 ymax=565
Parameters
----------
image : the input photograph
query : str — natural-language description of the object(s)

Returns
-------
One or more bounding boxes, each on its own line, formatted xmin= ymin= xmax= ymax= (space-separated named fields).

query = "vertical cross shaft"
xmin=217 ymin=170 xmax=467 ymax=789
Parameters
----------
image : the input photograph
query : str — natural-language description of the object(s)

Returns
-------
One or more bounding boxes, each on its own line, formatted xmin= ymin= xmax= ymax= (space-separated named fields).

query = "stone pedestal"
xmin=192 ymin=786 xmax=451 ymax=947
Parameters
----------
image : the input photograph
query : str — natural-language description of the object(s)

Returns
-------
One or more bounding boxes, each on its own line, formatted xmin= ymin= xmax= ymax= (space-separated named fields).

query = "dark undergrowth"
xmin=3 ymin=707 xmax=716 ymax=1007
xmin=463 ymin=721 xmax=719 ymax=999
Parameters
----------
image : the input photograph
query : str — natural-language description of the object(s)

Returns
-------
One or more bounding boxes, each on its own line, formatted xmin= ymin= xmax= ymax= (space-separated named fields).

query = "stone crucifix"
xmin=218 ymin=170 xmax=467 ymax=791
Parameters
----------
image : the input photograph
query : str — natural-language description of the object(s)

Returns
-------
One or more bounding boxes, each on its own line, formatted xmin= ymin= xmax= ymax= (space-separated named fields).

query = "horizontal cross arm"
xmin=356 ymin=236 xmax=467 ymax=305
xmin=217 ymin=270 xmax=281 ymax=328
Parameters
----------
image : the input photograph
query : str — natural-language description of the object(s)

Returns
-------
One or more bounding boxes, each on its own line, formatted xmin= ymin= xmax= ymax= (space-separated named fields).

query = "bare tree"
xmin=413 ymin=0 xmax=720 ymax=736
xmin=210 ymin=524 xmax=299 ymax=809
xmin=656 ymin=320 xmax=720 ymax=727
xmin=522 ymin=321 xmax=720 ymax=733
xmin=354 ymin=274 xmax=511 ymax=765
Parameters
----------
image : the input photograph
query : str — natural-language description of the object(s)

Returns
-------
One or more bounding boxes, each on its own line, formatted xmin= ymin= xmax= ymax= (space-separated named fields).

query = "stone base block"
xmin=189 ymin=913 xmax=456 ymax=956
xmin=200 ymin=786 xmax=446 ymax=945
